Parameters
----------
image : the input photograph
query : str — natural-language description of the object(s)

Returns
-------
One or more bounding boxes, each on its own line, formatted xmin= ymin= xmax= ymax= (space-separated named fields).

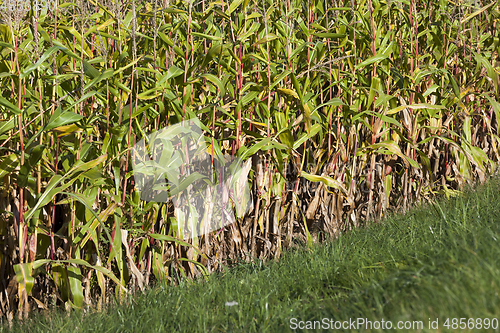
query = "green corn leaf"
xmin=178 ymin=258 xmax=209 ymax=278
xmin=293 ymin=124 xmax=322 ymax=149
xmin=83 ymin=68 xmax=115 ymax=91
xmin=158 ymin=32 xmax=185 ymax=57
xmin=355 ymin=54 xmax=388 ymax=70
xmin=24 ymin=155 xmax=107 ymax=223
xmin=28 ymin=145 xmax=46 ymax=167
xmin=202 ymin=42 xmax=225 ymax=67
xmin=277 ymin=88 xmax=299 ymax=99
xmin=237 ymin=22 xmax=261 ymax=42
xmin=0 ymin=117 xmax=15 ymax=135
xmin=14 ymin=263 xmax=35 ymax=298
xmin=67 ymin=266 xmax=84 ymax=308
xmin=362 ymin=141 xmax=420 ymax=168
xmin=21 ymin=45 xmax=65 ymax=79
xmin=300 ymin=171 xmax=348 ymax=194
xmin=238 ymin=137 xmax=272 ymax=160
xmin=312 ymin=32 xmax=346 ymax=39
xmin=201 ymin=73 xmax=226 ymax=97
xmin=45 ymin=108 xmax=84 ymax=131
xmin=50 ymin=259 xmax=127 ymax=293
xmin=228 ymin=0 xmax=244 ymax=13
xmin=52 ymin=263 xmax=70 ymax=302
xmin=152 ymin=250 xmax=167 ymax=284
xmin=82 ymin=60 xmax=101 ymax=79
xmin=0 ymin=153 xmax=19 ymax=178
xmin=367 ymin=77 xmax=381 ymax=109
xmin=460 ymin=1 xmax=496 ymax=24
xmin=0 ymin=41 xmax=13 ymax=50
xmin=275 ymin=112 xmax=294 ymax=149
xmin=0 ymin=97 xmax=21 ymax=114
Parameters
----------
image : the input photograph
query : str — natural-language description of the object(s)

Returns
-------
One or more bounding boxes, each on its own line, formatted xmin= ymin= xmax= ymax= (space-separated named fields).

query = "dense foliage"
xmin=0 ymin=0 xmax=499 ymax=321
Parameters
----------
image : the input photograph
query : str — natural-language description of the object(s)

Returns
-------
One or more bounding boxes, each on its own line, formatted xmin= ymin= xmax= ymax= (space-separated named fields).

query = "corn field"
xmin=0 ymin=0 xmax=499 ymax=321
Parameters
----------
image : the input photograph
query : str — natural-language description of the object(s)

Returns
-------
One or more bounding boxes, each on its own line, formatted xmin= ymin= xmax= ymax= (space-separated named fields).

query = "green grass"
xmin=5 ymin=177 xmax=500 ymax=332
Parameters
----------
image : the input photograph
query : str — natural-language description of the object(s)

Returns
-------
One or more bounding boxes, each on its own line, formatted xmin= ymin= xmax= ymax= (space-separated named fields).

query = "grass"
xmin=3 ymin=176 xmax=500 ymax=332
